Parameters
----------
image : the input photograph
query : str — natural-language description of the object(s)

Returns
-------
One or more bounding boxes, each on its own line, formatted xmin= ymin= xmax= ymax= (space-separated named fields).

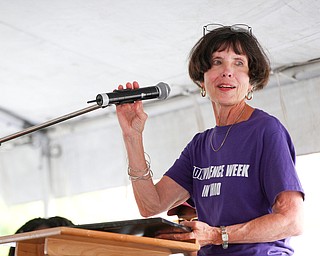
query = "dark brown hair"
xmin=8 ymin=216 xmax=74 ymax=256
xmin=188 ymin=26 xmax=270 ymax=90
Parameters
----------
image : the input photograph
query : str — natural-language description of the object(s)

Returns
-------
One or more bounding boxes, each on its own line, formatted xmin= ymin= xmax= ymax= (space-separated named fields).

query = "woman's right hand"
xmin=115 ymin=81 xmax=148 ymax=138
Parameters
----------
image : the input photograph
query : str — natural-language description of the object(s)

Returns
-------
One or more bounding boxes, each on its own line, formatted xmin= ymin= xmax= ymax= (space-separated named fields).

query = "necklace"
xmin=210 ymin=105 xmax=246 ymax=152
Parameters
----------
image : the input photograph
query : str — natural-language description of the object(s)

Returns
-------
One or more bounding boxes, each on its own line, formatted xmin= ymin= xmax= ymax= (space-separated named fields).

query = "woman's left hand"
xmin=156 ymin=220 xmax=221 ymax=247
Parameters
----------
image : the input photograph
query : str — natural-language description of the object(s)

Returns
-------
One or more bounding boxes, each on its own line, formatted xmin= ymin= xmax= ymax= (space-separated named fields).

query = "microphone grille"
xmin=156 ymin=82 xmax=171 ymax=100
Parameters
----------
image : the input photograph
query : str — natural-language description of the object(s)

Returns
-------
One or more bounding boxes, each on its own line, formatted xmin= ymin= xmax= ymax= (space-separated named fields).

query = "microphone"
xmin=88 ymin=82 xmax=171 ymax=107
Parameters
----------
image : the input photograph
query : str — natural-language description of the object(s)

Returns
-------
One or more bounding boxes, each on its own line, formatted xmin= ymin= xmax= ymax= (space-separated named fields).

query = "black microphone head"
xmin=156 ymin=82 xmax=171 ymax=100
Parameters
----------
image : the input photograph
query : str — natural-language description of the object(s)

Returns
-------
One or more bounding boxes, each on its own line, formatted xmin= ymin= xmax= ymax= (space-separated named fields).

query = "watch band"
xmin=220 ymin=226 xmax=228 ymax=249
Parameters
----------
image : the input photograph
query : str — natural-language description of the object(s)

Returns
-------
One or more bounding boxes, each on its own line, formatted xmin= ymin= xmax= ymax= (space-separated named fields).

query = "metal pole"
xmin=0 ymin=104 xmax=101 ymax=145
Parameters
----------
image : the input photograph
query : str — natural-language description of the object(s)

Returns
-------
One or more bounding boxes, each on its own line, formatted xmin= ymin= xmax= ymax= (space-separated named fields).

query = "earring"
xmin=246 ymin=89 xmax=253 ymax=100
xmin=200 ymin=87 xmax=206 ymax=97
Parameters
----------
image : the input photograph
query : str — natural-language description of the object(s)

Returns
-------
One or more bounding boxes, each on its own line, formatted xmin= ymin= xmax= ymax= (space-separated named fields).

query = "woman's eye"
xmin=235 ymin=61 xmax=244 ymax=66
xmin=212 ymin=59 xmax=221 ymax=65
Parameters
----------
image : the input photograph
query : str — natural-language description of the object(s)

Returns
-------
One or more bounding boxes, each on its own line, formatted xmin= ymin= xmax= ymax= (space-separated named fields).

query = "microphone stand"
xmin=0 ymin=104 xmax=101 ymax=145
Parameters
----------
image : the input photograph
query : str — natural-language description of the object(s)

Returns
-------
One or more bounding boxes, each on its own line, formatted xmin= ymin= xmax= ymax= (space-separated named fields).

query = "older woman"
xmin=115 ymin=24 xmax=304 ymax=255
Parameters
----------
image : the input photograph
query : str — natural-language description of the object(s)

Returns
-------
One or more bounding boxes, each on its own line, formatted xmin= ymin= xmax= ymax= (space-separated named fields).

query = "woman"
xmin=115 ymin=24 xmax=304 ymax=255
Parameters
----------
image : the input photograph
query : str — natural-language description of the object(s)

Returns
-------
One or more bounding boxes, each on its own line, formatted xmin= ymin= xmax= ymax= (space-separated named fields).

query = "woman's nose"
xmin=222 ymin=72 xmax=232 ymax=77
xmin=221 ymin=65 xmax=233 ymax=77
xmin=222 ymin=69 xmax=232 ymax=77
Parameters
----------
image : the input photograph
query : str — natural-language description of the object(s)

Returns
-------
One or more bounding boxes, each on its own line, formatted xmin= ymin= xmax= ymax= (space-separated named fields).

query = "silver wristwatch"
xmin=220 ymin=226 xmax=228 ymax=249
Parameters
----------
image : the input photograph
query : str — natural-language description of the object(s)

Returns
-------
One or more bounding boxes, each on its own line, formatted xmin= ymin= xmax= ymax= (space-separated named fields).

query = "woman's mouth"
xmin=218 ymin=84 xmax=236 ymax=89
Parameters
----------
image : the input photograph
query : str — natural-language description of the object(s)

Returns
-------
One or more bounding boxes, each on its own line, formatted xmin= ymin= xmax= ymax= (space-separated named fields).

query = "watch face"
xmin=222 ymin=233 xmax=228 ymax=241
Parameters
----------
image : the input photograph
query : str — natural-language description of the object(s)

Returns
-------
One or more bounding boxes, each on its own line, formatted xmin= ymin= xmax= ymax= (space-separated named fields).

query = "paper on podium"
xmin=74 ymin=217 xmax=192 ymax=237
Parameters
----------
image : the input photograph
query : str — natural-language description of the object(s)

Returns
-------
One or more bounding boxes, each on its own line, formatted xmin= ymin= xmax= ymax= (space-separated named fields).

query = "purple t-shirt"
xmin=165 ymin=109 xmax=304 ymax=256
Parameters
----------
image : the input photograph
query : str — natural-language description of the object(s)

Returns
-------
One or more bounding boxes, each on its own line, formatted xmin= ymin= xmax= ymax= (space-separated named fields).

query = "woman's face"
xmin=201 ymin=47 xmax=252 ymax=107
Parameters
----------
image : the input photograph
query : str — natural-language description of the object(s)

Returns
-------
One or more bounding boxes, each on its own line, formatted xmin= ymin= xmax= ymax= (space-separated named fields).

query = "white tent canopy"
xmin=0 ymin=0 xmax=320 ymax=208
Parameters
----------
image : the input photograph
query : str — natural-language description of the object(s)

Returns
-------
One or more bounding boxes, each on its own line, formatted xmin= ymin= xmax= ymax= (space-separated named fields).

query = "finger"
xmin=117 ymin=84 xmax=124 ymax=90
xmin=156 ymin=231 xmax=195 ymax=241
xmin=180 ymin=220 xmax=197 ymax=230
xmin=180 ymin=220 xmax=192 ymax=227
xmin=132 ymin=81 xmax=140 ymax=89
xmin=125 ymin=82 xmax=133 ymax=89
xmin=135 ymin=102 xmax=148 ymax=119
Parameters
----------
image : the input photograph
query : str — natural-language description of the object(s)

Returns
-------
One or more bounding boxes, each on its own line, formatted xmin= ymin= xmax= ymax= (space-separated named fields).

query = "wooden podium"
xmin=0 ymin=227 xmax=199 ymax=256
